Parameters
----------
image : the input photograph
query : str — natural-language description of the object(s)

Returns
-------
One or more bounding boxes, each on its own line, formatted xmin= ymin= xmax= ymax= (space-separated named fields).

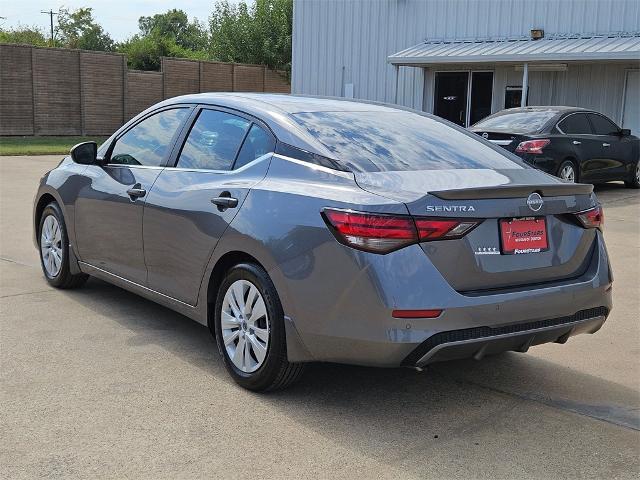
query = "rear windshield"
xmin=472 ymin=110 xmax=557 ymax=134
xmin=292 ymin=111 xmax=522 ymax=172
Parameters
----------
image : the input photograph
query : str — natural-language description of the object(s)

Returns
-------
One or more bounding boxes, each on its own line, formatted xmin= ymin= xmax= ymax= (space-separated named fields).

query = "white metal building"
xmin=292 ymin=0 xmax=640 ymax=134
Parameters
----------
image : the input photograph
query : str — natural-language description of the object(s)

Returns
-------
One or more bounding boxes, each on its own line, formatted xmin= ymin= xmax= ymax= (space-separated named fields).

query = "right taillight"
xmin=515 ymin=139 xmax=550 ymax=154
xmin=321 ymin=208 xmax=480 ymax=254
xmin=574 ymin=205 xmax=604 ymax=230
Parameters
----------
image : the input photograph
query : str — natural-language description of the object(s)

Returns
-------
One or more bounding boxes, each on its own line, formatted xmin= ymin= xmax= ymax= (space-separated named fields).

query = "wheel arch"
xmin=560 ymin=156 xmax=580 ymax=180
xmin=33 ymin=191 xmax=63 ymax=248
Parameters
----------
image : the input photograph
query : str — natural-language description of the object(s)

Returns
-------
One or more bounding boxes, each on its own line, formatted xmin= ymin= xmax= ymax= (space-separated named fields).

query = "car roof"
xmin=496 ymin=106 xmax=590 ymax=115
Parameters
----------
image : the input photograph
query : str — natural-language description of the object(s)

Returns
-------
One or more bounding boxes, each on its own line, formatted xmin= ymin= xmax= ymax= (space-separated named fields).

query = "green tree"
xmin=57 ymin=7 xmax=115 ymax=51
xmin=209 ymin=0 xmax=292 ymax=74
xmin=138 ymin=9 xmax=208 ymax=51
xmin=0 ymin=26 xmax=48 ymax=46
xmin=118 ymin=34 xmax=206 ymax=71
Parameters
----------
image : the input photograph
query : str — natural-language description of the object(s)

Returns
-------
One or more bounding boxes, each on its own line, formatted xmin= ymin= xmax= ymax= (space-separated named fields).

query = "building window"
xmin=505 ymin=86 xmax=529 ymax=109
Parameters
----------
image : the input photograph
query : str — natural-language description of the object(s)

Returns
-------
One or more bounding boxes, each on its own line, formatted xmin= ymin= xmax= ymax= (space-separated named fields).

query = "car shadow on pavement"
xmin=56 ymin=275 xmax=640 ymax=475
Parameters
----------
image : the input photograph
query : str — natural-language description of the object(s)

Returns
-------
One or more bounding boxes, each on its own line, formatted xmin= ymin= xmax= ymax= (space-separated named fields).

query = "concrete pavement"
xmin=1 ymin=155 xmax=639 ymax=479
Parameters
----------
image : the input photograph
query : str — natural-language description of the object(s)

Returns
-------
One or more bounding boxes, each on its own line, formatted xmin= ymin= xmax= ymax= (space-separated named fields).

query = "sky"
xmin=0 ymin=1 xmax=243 ymax=41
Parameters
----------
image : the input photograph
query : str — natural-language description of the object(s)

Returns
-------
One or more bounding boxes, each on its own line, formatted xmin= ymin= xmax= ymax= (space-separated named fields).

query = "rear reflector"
xmin=574 ymin=205 xmax=604 ymax=230
xmin=392 ymin=309 xmax=443 ymax=319
xmin=322 ymin=208 xmax=480 ymax=253
xmin=515 ymin=139 xmax=550 ymax=154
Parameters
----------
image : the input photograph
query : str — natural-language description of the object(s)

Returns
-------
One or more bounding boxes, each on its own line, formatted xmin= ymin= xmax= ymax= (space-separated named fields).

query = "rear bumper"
xmin=402 ymin=306 xmax=607 ymax=367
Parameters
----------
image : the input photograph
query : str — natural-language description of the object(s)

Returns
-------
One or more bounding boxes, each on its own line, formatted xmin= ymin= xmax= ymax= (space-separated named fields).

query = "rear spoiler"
xmin=430 ymin=183 xmax=593 ymax=200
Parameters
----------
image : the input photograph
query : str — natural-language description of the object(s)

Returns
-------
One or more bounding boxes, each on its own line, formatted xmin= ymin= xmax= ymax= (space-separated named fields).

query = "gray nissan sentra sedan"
xmin=33 ymin=94 xmax=612 ymax=391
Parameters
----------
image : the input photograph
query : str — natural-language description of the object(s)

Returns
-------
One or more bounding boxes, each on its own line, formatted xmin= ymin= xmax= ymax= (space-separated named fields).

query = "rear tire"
xmin=38 ymin=202 xmax=88 ymax=289
xmin=213 ymin=263 xmax=305 ymax=391
xmin=624 ymin=161 xmax=640 ymax=189
xmin=557 ymin=159 xmax=578 ymax=183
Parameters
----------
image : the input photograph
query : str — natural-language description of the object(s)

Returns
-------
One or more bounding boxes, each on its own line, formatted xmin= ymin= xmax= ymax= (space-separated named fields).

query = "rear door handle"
xmin=127 ymin=185 xmax=146 ymax=199
xmin=602 ymin=142 xmax=610 ymax=147
xmin=572 ymin=140 xmax=581 ymax=145
xmin=211 ymin=195 xmax=238 ymax=210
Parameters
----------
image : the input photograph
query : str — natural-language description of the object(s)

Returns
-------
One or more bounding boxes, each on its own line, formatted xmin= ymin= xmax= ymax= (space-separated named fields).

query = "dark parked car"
xmin=34 ymin=94 xmax=612 ymax=391
xmin=470 ymin=107 xmax=639 ymax=188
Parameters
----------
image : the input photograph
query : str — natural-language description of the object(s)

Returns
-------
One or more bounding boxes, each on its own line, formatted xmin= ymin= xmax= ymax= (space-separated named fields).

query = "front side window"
xmin=177 ymin=110 xmax=251 ymax=170
xmin=588 ymin=114 xmax=619 ymax=136
xmin=110 ymin=108 xmax=189 ymax=166
xmin=558 ymin=114 xmax=592 ymax=135
xmin=293 ymin=111 xmax=522 ymax=172
xmin=234 ymin=124 xmax=275 ymax=169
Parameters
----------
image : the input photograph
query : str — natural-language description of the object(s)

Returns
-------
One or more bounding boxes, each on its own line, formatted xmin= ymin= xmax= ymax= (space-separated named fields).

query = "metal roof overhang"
xmin=388 ymin=34 xmax=640 ymax=66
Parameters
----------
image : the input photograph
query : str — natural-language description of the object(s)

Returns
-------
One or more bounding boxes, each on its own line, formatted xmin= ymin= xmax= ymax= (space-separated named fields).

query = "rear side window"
xmin=472 ymin=110 xmax=557 ymax=134
xmin=177 ymin=109 xmax=250 ymax=170
xmin=558 ymin=114 xmax=592 ymax=134
xmin=110 ymin=108 xmax=190 ymax=166
xmin=234 ymin=124 xmax=275 ymax=169
xmin=588 ymin=114 xmax=619 ymax=135
xmin=293 ymin=111 xmax=522 ymax=172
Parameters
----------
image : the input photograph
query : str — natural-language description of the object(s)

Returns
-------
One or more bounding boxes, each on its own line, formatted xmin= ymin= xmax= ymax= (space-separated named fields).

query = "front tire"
xmin=557 ymin=159 xmax=578 ymax=183
xmin=624 ymin=161 xmax=640 ymax=189
xmin=214 ymin=263 xmax=305 ymax=391
xmin=38 ymin=202 xmax=88 ymax=289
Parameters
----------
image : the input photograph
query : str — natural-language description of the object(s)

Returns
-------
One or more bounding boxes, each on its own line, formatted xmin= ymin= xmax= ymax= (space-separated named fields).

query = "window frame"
xmin=555 ymin=112 xmax=594 ymax=136
xmin=104 ymin=105 xmax=195 ymax=169
xmin=168 ymin=105 xmax=277 ymax=173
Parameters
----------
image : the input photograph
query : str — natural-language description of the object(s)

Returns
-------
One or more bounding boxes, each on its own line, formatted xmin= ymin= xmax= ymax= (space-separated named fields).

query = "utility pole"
xmin=41 ymin=10 xmax=58 ymax=47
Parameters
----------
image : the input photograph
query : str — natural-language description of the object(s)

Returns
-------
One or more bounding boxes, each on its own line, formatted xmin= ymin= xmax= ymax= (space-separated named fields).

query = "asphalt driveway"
xmin=1 ymin=155 xmax=639 ymax=479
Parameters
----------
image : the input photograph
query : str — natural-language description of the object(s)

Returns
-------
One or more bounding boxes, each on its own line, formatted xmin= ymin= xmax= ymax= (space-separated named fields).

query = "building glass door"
xmin=434 ymin=72 xmax=468 ymax=127
xmin=434 ymin=71 xmax=493 ymax=127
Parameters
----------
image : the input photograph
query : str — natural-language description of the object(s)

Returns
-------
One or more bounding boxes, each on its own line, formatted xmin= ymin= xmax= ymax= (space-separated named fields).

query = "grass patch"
xmin=0 ymin=136 xmax=109 ymax=156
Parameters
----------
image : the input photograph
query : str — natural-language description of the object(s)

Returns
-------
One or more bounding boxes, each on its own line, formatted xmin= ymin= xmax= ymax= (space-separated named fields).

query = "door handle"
xmin=127 ymin=185 xmax=146 ymax=199
xmin=572 ymin=140 xmax=581 ymax=145
xmin=602 ymin=142 xmax=610 ymax=147
xmin=211 ymin=193 xmax=238 ymax=210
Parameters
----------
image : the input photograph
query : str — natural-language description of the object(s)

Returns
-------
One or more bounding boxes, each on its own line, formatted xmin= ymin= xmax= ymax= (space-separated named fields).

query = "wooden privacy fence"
xmin=0 ymin=44 xmax=290 ymax=136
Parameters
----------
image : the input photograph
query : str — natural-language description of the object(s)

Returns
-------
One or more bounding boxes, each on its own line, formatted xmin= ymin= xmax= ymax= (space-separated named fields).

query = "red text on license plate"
xmin=499 ymin=217 xmax=548 ymax=254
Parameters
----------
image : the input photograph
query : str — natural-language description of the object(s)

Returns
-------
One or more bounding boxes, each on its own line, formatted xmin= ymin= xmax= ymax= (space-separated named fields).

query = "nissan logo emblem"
xmin=527 ymin=192 xmax=544 ymax=212
xmin=482 ymin=132 xmax=489 ymax=139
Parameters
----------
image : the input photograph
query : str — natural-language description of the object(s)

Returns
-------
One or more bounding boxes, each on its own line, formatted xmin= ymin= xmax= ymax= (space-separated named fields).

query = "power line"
xmin=40 ymin=10 xmax=58 ymax=46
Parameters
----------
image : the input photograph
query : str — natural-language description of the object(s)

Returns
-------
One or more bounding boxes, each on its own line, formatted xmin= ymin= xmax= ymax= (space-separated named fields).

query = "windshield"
xmin=292 ymin=111 xmax=522 ymax=172
xmin=472 ymin=110 xmax=557 ymax=134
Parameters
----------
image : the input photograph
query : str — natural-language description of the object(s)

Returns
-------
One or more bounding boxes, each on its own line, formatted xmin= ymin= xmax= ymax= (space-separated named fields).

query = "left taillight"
xmin=574 ymin=205 xmax=604 ymax=230
xmin=515 ymin=139 xmax=550 ymax=154
xmin=321 ymin=208 xmax=480 ymax=254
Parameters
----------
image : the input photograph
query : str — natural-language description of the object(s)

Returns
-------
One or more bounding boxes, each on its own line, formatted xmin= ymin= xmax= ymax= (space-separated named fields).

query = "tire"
xmin=557 ymin=159 xmax=578 ymax=183
xmin=214 ymin=263 xmax=305 ymax=391
xmin=624 ymin=161 xmax=640 ymax=189
xmin=38 ymin=202 xmax=88 ymax=289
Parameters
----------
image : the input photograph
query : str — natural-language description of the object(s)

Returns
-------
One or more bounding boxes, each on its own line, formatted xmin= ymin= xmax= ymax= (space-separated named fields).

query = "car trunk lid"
xmin=355 ymin=168 xmax=598 ymax=292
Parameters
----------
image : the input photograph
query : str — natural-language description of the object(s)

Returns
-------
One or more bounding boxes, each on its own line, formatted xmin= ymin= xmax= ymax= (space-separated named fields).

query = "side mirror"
xmin=70 ymin=141 xmax=98 ymax=165
xmin=620 ymin=128 xmax=631 ymax=136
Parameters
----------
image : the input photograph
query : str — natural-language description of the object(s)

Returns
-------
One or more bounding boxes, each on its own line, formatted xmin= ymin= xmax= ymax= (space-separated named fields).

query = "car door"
xmin=556 ymin=112 xmax=604 ymax=183
xmin=143 ymin=106 xmax=276 ymax=305
xmin=587 ymin=113 xmax=630 ymax=180
xmin=74 ymin=106 xmax=192 ymax=284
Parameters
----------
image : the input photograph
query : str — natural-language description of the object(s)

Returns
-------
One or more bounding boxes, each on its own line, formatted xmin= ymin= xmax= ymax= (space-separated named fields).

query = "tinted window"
xmin=110 ymin=108 xmax=189 ymax=166
xmin=472 ymin=110 xmax=557 ymax=134
xmin=234 ymin=124 xmax=275 ymax=169
xmin=293 ymin=111 xmax=522 ymax=172
xmin=177 ymin=110 xmax=250 ymax=170
xmin=558 ymin=114 xmax=592 ymax=134
xmin=588 ymin=114 xmax=619 ymax=135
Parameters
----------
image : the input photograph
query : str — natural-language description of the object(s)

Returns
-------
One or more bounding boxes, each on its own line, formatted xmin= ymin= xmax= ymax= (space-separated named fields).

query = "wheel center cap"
xmin=241 ymin=320 xmax=248 ymax=331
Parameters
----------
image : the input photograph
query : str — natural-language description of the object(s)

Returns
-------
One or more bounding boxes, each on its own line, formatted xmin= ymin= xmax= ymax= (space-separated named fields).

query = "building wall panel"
xmin=292 ymin=0 xmax=640 ymax=113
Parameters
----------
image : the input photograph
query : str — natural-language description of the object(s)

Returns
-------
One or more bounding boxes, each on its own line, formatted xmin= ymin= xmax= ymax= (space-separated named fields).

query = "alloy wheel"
xmin=221 ymin=279 xmax=270 ymax=373
xmin=560 ymin=164 xmax=575 ymax=182
xmin=40 ymin=214 xmax=63 ymax=277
